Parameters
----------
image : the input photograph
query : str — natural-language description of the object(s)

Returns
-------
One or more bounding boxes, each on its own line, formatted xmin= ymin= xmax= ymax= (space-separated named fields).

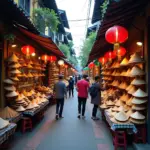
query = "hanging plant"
xmin=4 ymin=34 xmax=16 ymax=43
xmin=100 ymin=0 xmax=109 ymax=19
xmin=32 ymin=8 xmax=60 ymax=33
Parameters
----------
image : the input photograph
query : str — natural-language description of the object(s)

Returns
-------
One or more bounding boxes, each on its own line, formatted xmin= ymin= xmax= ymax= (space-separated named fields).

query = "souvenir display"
xmin=16 ymin=106 xmax=26 ymax=112
xmin=115 ymin=111 xmax=129 ymax=122
xmin=0 ymin=118 xmax=10 ymax=129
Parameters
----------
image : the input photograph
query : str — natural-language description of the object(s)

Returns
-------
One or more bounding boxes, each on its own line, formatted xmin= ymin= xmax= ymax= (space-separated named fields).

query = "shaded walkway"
xmin=8 ymin=92 xmax=114 ymax=150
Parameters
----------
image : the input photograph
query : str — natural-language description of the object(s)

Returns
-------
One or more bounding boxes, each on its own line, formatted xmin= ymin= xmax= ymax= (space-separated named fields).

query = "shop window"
xmin=19 ymin=0 xmax=30 ymax=15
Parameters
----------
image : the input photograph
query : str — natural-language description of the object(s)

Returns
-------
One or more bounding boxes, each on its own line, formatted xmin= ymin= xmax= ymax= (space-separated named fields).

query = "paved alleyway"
xmin=8 ymin=92 xmax=114 ymax=150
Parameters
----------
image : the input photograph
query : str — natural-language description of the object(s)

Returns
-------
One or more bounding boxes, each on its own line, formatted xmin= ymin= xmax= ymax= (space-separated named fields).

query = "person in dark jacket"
xmin=68 ymin=76 xmax=74 ymax=97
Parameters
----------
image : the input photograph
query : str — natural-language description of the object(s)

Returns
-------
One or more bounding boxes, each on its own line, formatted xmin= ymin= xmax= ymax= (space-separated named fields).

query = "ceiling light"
xmin=136 ymin=42 xmax=143 ymax=46
xmin=11 ymin=44 xmax=17 ymax=48
xmin=31 ymin=53 xmax=36 ymax=56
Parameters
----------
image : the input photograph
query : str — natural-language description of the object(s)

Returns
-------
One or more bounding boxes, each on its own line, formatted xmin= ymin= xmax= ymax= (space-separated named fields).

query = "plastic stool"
xmin=134 ymin=127 xmax=146 ymax=143
xmin=113 ymin=131 xmax=127 ymax=150
xmin=21 ymin=117 xmax=32 ymax=133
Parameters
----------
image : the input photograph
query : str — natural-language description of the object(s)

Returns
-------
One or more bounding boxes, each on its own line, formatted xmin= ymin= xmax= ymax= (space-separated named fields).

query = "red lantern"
xmin=114 ymin=46 xmax=126 ymax=57
xmin=98 ymin=57 xmax=108 ymax=65
xmin=21 ymin=45 xmax=35 ymax=56
xmin=88 ymin=62 xmax=95 ymax=69
xmin=64 ymin=64 xmax=68 ymax=68
xmin=41 ymin=54 xmax=49 ymax=62
xmin=49 ymin=55 xmax=57 ymax=62
xmin=104 ymin=51 xmax=116 ymax=61
xmin=105 ymin=26 xmax=128 ymax=49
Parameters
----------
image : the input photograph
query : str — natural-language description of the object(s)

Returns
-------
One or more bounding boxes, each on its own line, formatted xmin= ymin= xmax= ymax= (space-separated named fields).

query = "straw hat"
xmin=126 ymin=110 xmax=134 ymax=117
xmin=4 ymin=86 xmax=16 ymax=91
xmin=126 ymin=85 xmax=133 ymax=91
xmin=106 ymin=101 xmax=114 ymax=106
xmin=132 ymin=89 xmax=148 ymax=97
xmin=115 ymin=100 xmax=124 ymax=106
xmin=131 ymin=79 xmax=146 ymax=85
xmin=4 ymin=79 xmax=15 ymax=84
xmin=0 ymin=118 xmax=10 ymax=129
xmin=132 ymin=105 xmax=146 ymax=110
xmin=100 ymin=103 xmax=107 ymax=109
xmin=128 ymin=86 xmax=137 ymax=95
xmin=27 ymin=73 xmax=33 ymax=78
xmin=10 ymin=76 xmax=19 ymax=81
xmin=115 ymin=111 xmax=129 ymax=122
xmin=130 ymin=111 xmax=145 ymax=120
xmin=16 ymin=106 xmax=26 ymax=112
xmin=7 ymin=53 xmax=19 ymax=62
xmin=132 ymin=97 xmax=147 ymax=104
xmin=27 ymin=64 xmax=33 ymax=69
xmin=129 ymin=66 xmax=145 ymax=77
xmin=120 ymin=58 xmax=129 ymax=66
xmin=117 ymin=106 xmax=128 ymax=112
xmin=10 ymin=69 xmax=21 ymax=74
xmin=6 ymin=91 xmax=18 ymax=97
xmin=32 ymin=102 xmax=39 ymax=108
xmin=130 ymin=118 xmax=145 ymax=124
xmin=126 ymin=97 xmax=133 ymax=106
xmin=111 ymin=112 xmax=117 ymax=117
xmin=26 ymin=103 xmax=35 ymax=110
xmin=112 ymin=106 xmax=119 ymax=111
xmin=0 ymin=106 xmax=19 ymax=119
xmin=9 ymin=63 xmax=21 ymax=68
xmin=129 ymin=53 xmax=144 ymax=64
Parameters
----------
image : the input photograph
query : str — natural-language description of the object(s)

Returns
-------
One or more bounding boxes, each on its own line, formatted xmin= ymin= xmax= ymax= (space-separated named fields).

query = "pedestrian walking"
xmin=76 ymin=74 xmax=89 ymax=119
xmin=54 ymin=74 xmax=66 ymax=120
xmin=68 ymin=76 xmax=74 ymax=97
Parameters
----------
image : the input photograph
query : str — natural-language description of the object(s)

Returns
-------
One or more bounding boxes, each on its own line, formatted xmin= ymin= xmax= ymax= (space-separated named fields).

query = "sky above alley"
xmin=56 ymin=0 xmax=94 ymax=56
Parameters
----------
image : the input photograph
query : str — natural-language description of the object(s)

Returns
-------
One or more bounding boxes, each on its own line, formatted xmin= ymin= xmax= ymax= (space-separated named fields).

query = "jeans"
xmin=92 ymin=104 xmax=98 ymax=117
xmin=69 ymin=88 xmax=74 ymax=97
xmin=56 ymin=98 xmax=64 ymax=117
xmin=78 ymin=97 xmax=87 ymax=116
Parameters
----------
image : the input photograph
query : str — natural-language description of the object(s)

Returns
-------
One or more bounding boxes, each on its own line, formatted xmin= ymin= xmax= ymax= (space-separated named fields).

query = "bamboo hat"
xmin=9 ymin=63 xmax=21 ymax=68
xmin=130 ymin=111 xmax=145 ymax=120
xmin=10 ymin=76 xmax=19 ymax=81
xmin=26 ymin=103 xmax=35 ymax=110
xmin=0 ymin=118 xmax=10 ymax=129
xmin=0 ymin=106 xmax=19 ymax=119
xmin=120 ymin=57 xmax=129 ymax=66
xmin=132 ymin=88 xmax=148 ymax=97
xmin=115 ymin=111 xmax=129 ymax=122
xmin=4 ymin=79 xmax=15 ymax=84
xmin=111 ymin=112 xmax=117 ymax=117
xmin=6 ymin=91 xmax=18 ymax=97
xmin=130 ymin=118 xmax=145 ymax=124
xmin=117 ymin=106 xmax=128 ymax=112
xmin=10 ymin=69 xmax=21 ymax=74
xmin=129 ymin=66 xmax=145 ymax=76
xmin=112 ymin=106 xmax=119 ymax=111
xmin=126 ymin=110 xmax=134 ymax=117
xmin=126 ymin=85 xmax=133 ymax=91
xmin=131 ymin=79 xmax=146 ymax=85
xmin=7 ymin=53 xmax=19 ymax=62
xmin=100 ymin=103 xmax=108 ymax=109
xmin=27 ymin=64 xmax=33 ymax=69
xmin=115 ymin=100 xmax=124 ymax=106
xmin=41 ymin=98 xmax=47 ymax=103
xmin=16 ymin=106 xmax=26 ymax=112
xmin=27 ymin=73 xmax=33 ymax=78
xmin=32 ymin=102 xmax=39 ymax=108
xmin=128 ymin=86 xmax=137 ymax=95
xmin=129 ymin=53 xmax=144 ymax=64
xmin=106 ymin=101 xmax=114 ymax=106
xmin=132 ymin=97 xmax=147 ymax=104
xmin=126 ymin=97 xmax=133 ymax=106
xmin=4 ymin=86 xmax=16 ymax=91
xmin=132 ymin=105 xmax=146 ymax=111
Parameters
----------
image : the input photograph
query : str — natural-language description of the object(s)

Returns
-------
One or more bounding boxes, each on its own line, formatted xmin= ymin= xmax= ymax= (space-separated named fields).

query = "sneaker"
xmin=55 ymin=114 xmax=59 ymax=120
xmin=77 ymin=114 xmax=81 ymax=119
xmin=59 ymin=116 xmax=64 ymax=118
xmin=82 ymin=116 xmax=86 ymax=119
xmin=91 ymin=116 xmax=99 ymax=120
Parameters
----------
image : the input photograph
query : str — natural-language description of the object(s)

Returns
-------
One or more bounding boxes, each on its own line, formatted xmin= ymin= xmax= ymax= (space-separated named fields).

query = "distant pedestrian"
xmin=76 ymin=74 xmax=89 ymax=119
xmin=68 ymin=76 xmax=74 ymax=97
xmin=54 ymin=75 xmax=66 ymax=120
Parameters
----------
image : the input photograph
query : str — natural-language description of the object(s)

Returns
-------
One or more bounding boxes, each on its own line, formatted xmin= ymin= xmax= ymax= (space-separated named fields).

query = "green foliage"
xmin=69 ymin=55 xmax=78 ymax=67
xmin=79 ymin=32 xmax=96 ymax=67
xmin=32 ymin=8 xmax=60 ymax=33
xmin=4 ymin=34 xmax=16 ymax=42
xmin=100 ymin=0 xmax=109 ymax=19
xmin=59 ymin=43 xmax=70 ymax=58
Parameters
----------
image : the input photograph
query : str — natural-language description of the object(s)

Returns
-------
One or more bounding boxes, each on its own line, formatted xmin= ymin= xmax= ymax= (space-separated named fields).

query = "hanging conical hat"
xmin=9 ymin=63 xmax=21 ymax=68
xmin=115 ymin=100 xmax=124 ymax=106
xmin=7 ymin=54 xmax=19 ymax=62
xmin=10 ymin=76 xmax=19 ymax=81
xmin=4 ymin=86 xmax=16 ymax=91
xmin=16 ymin=106 xmax=26 ymax=112
xmin=130 ymin=111 xmax=145 ymax=120
xmin=0 ymin=118 xmax=10 ymax=129
xmin=130 ymin=118 xmax=145 ymax=124
xmin=129 ymin=53 xmax=144 ymax=64
xmin=128 ymin=86 xmax=137 ymax=94
xmin=120 ymin=58 xmax=129 ymax=66
xmin=10 ymin=69 xmax=21 ymax=74
xmin=115 ymin=111 xmax=129 ymax=122
xmin=6 ymin=91 xmax=18 ymax=97
xmin=132 ymin=97 xmax=147 ymax=104
xmin=132 ymin=89 xmax=148 ymax=97
xmin=126 ymin=110 xmax=134 ymax=117
xmin=0 ymin=106 xmax=19 ymax=119
xmin=131 ymin=79 xmax=146 ymax=85
xmin=132 ymin=105 xmax=146 ymax=110
xmin=129 ymin=66 xmax=145 ymax=76
xmin=4 ymin=79 xmax=15 ymax=84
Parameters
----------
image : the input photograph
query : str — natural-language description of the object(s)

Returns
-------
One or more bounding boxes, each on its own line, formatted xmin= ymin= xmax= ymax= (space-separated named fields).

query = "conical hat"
xmin=126 ymin=85 xmax=134 ymax=91
xmin=0 ymin=118 xmax=10 ymax=129
xmin=10 ymin=76 xmax=19 ymax=81
xmin=130 ymin=118 xmax=145 ymax=124
xmin=7 ymin=54 xmax=19 ymax=62
xmin=131 ymin=79 xmax=146 ymax=85
xmin=32 ymin=102 xmax=39 ymax=108
xmin=0 ymin=106 xmax=19 ymax=119
xmin=126 ymin=110 xmax=134 ymax=117
xmin=6 ymin=91 xmax=18 ymax=97
xmin=120 ymin=58 xmax=129 ymax=66
xmin=125 ymin=68 xmax=131 ymax=77
xmin=9 ymin=63 xmax=21 ymax=68
xmin=129 ymin=53 xmax=144 ymax=64
xmin=126 ymin=97 xmax=132 ymax=106
xmin=132 ymin=97 xmax=147 ymax=104
xmin=132 ymin=105 xmax=146 ymax=110
xmin=112 ymin=106 xmax=118 ymax=111
xmin=27 ymin=73 xmax=33 ymax=77
xmin=117 ymin=106 xmax=128 ymax=112
xmin=132 ymin=89 xmax=148 ymax=97
xmin=129 ymin=66 xmax=145 ymax=76
xmin=4 ymin=86 xmax=16 ymax=91
xmin=20 ymin=93 xmax=26 ymax=99
xmin=115 ymin=111 xmax=129 ymax=122
xmin=130 ymin=111 xmax=145 ymax=120
xmin=10 ymin=69 xmax=21 ymax=74
xmin=26 ymin=103 xmax=35 ymax=110
xmin=16 ymin=106 xmax=26 ymax=112
xmin=128 ymin=86 xmax=137 ymax=94
xmin=27 ymin=64 xmax=33 ymax=68
xmin=106 ymin=101 xmax=114 ymax=106
xmin=100 ymin=103 xmax=107 ymax=109
xmin=4 ymin=79 xmax=15 ymax=84
xmin=37 ymin=92 xmax=41 ymax=97
xmin=115 ymin=100 xmax=124 ymax=106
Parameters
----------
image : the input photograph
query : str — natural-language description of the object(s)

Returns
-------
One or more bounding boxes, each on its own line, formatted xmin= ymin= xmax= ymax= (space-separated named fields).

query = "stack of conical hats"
xmin=130 ymin=111 xmax=145 ymax=124
xmin=129 ymin=66 xmax=145 ymax=77
xmin=16 ymin=106 xmax=26 ymax=112
xmin=120 ymin=57 xmax=129 ymax=66
xmin=129 ymin=53 xmax=144 ymax=64
xmin=0 ymin=118 xmax=10 ymax=129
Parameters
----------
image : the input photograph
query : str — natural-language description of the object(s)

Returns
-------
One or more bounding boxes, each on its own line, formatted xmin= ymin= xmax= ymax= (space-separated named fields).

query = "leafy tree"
xmin=59 ymin=43 xmax=70 ymax=58
xmin=79 ymin=32 xmax=96 ymax=67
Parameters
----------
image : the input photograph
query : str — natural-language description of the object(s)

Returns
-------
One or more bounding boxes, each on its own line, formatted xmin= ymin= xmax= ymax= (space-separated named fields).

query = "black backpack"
xmin=89 ymin=83 xmax=98 ymax=98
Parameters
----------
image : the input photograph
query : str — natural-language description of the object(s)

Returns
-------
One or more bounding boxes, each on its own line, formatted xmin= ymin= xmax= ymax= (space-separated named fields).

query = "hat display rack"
xmin=100 ymin=52 xmax=147 ymax=124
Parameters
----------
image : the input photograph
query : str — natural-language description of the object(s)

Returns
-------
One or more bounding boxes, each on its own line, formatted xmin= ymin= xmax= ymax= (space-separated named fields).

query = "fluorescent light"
xmin=136 ymin=42 xmax=143 ymax=46
xmin=11 ymin=44 xmax=17 ymax=48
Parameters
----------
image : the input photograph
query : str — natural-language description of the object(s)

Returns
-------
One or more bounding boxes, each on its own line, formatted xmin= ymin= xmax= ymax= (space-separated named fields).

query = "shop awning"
xmin=17 ymin=27 xmax=65 ymax=58
xmin=88 ymin=0 xmax=148 ymax=63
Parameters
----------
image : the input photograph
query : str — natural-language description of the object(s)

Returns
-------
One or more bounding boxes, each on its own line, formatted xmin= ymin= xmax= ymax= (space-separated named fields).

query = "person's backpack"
xmin=89 ymin=83 xmax=98 ymax=98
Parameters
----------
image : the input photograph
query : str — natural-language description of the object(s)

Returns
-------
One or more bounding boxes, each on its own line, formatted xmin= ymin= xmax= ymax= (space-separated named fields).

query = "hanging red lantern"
xmin=114 ymin=46 xmax=126 ymax=57
xmin=41 ymin=54 xmax=49 ymax=62
xmin=98 ymin=57 xmax=108 ymax=65
xmin=104 ymin=51 xmax=116 ymax=61
xmin=21 ymin=45 xmax=35 ymax=56
xmin=49 ymin=55 xmax=57 ymax=62
xmin=64 ymin=64 xmax=68 ymax=68
xmin=105 ymin=25 xmax=128 ymax=49
xmin=88 ymin=62 xmax=95 ymax=69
